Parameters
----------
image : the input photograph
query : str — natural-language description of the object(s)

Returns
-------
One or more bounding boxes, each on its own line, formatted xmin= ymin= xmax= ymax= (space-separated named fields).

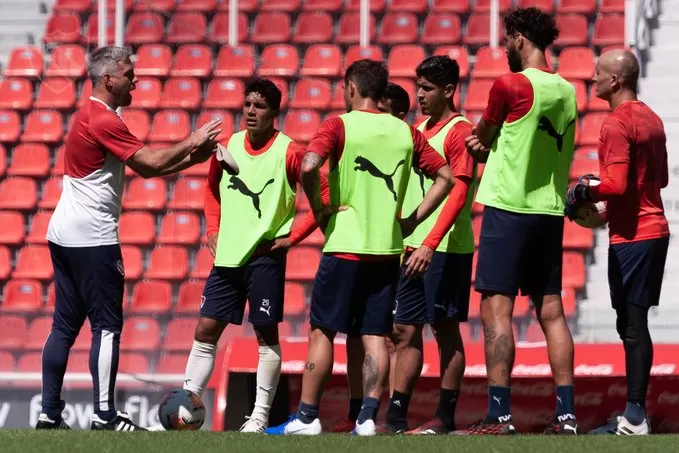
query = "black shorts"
xmin=608 ymin=236 xmax=669 ymax=309
xmin=309 ymin=255 xmax=400 ymax=336
xmin=199 ymin=250 xmax=287 ymax=326
xmin=475 ymin=206 xmax=563 ymax=297
xmin=393 ymin=251 xmax=472 ymax=325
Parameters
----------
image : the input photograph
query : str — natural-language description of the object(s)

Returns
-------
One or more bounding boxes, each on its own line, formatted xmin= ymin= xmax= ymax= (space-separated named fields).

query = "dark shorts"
xmin=309 ymin=255 xmax=401 ymax=336
xmin=200 ymin=250 xmax=287 ymax=326
xmin=394 ymin=251 xmax=472 ymax=325
xmin=608 ymin=236 xmax=669 ymax=309
xmin=475 ymin=206 xmax=563 ymax=297
xmin=48 ymin=241 xmax=124 ymax=336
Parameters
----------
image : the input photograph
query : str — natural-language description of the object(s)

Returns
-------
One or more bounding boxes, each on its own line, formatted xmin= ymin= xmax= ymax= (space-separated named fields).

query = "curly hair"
xmin=244 ymin=77 xmax=282 ymax=111
xmin=504 ymin=7 xmax=560 ymax=51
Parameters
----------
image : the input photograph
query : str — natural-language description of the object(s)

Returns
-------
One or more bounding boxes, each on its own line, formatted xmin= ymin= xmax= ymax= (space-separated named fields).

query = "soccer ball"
xmin=158 ymin=389 xmax=206 ymax=431
xmin=573 ymin=177 xmax=607 ymax=229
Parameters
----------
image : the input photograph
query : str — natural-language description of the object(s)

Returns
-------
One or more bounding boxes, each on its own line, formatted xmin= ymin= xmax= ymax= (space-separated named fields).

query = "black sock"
xmin=348 ymin=397 xmax=362 ymax=422
xmin=435 ymin=388 xmax=459 ymax=430
xmin=621 ymin=304 xmax=652 ymax=423
xmin=386 ymin=390 xmax=410 ymax=430
xmin=296 ymin=401 xmax=319 ymax=424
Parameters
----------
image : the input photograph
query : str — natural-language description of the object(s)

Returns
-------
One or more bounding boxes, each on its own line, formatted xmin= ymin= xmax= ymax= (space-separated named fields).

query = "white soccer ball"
xmin=158 ymin=389 xmax=206 ymax=431
xmin=574 ymin=177 xmax=607 ymax=229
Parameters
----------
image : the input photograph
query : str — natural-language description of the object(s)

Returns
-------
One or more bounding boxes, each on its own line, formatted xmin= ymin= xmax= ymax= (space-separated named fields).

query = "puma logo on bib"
xmin=227 ymin=175 xmax=275 ymax=218
xmin=538 ymin=116 xmax=576 ymax=152
xmin=354 ymin=155 xmax=406 ymax=201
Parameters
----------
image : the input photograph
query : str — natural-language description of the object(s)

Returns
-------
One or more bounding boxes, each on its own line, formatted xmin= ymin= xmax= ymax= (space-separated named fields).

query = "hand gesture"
xmin=252 ymin=237 xmax=292 ymax=258
xmin=403 ymin=245 xmax=434 ymax=279
xmin=190 ymin=119 xmax=222 ymax=149
xmin=207 ymin=233 xmax=218 ymax=257
xmin=465 ymin=134 xmax=490 ymax=162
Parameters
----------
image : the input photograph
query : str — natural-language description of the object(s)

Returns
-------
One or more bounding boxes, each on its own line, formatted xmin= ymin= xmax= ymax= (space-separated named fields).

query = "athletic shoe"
xmin=375 ymin=423 xmax=406 ymax=435
xmin=146 ymin=424 xmax=166 ymax=431
xmin=544 ymin=415 xmax=578 ymax=435
xmin=352 ymin=419 xmax=376 ymax=436
xmin=90 ymin=412 xmax=146 ymax=431
xmin=329 ymin=417 xmax=356 ymax=433
xmin=406 ymin=418 xmax=450 ymax=435
xmin=451 ymin=416 xmax=517 ymax=435
xmin=589 ymin=416 xmax=650 ymax=435
xmin=35 ymin=413 xmax=71 ymax=430
xmin=264 ymin=415 xmax=322 ymax=435
xmin=239 ymin=416 xmax=267 ymax=433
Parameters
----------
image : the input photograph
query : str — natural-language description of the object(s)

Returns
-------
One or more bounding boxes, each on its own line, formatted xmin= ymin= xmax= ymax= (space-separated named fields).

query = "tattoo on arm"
xmin=300 ymin=152 xmax=325 ymax=212
xmin=362 ymin=354 xmax=379 ymax=395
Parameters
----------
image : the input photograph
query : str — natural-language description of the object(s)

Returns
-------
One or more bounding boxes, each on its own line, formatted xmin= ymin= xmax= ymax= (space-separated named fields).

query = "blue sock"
xmin=555 ymin=385 xmax=575 ymax=419
xmin=348 ymin=398 xmax=362 ymax=422
xmin=297 ymin=401 xmax=319 ymax=424
xmin=487 ymin=386 xmax=511 ymax=421
xmin=41 ymin=327 xmax=74 ymax=419
xmin=356 ymin=397 xmax=379 ymax=424
xmin=623 ymin=401 xmax=646 ymax=425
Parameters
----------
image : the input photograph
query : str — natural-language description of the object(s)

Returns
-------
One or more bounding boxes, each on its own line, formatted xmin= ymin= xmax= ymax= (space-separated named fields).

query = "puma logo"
xmin=227 ymin=175 xmax=275 ymax=218
xmin=413 ymin=167 xmax=426 ymax=198
xmin=259 ymin=306 xmax=271 ymax=317
xmin=493 ymin=396 xmax=502 ymax=406
xmin=538 ymin=117 xmax=576 ymax=152
xmin=354 ymin=155 xmax=406 ymax=201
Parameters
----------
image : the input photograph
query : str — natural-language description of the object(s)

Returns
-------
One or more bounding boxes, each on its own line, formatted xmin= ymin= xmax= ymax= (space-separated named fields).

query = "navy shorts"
xmin=608 ymin=236 xmax=669 ymax=309
xmin=475 ymin=206 xmax=563 ymax=296
xmin=309 ymin=255 xmax=401 ymax=336
xmin=48 ymin=241 xmax=125 ymax=336
xmin=394 ymin=251 xmax=472 ymax=325
xmin=200 ymin=250 xmax=286 ymax=326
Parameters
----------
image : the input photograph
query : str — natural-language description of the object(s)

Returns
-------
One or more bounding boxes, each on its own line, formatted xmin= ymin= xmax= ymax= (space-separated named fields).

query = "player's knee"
xmin=194 ymin=318 xmax=225 ymax=344
xmin=391 ymin=323 xmax=419 ymax=349
xmin=254 ymin=324 xmax=279 ymax=346
xmin=309 ymin=324 xmax=335 ymax=343
xmin=615 ymin=310 xmax=628 ymax=341
xmin=534 ymin=294 xmax=565 ymax=325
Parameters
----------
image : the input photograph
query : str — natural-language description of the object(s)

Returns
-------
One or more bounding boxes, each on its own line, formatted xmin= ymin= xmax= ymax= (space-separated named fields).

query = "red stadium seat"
xmin=286 ymin=247 xmax=321 ymax=280
xmin=557 ymin=47 xmax=595 ymax=80
xmin=251 ymin=12 xmax=292 ymax=44
xmin=465 ymin=14 xmax=503 ymax=46
xmin=388 ymin=45 xmax=426 ymax=78
xmin=26 ymin=211 xmax=51 ymax=245
xmin=25 ymin=318 xmax=53 ymax=349
xmin=171 ymin=45 xmax=213 ymax=78
xmin=167 ymin=12 xmax=207 ymax=44
xmin=145 ymin=246 xmax=189 ymax=280
xmin=121 ymin=318 xmax=160 ymax=351
xmin=169 ymin=177 xmax=206 ymax=211
xmin=473 ymin=46 xmax=510 ymax=78
xmin=563 ymin=252 xmax=586 ymax=290
xmin=570 ymin=147 xmax=599 ymax=180
xmin=290 ymin=78 xmax=332 ymax=110
xmin=293 ymin=12 xmax=334 ymax=44
xmin=330 ymin=82 xmax=345 ymax=110
xmin=284 ymin=110 xmax=322 ymax=143
xmin=262 ymin=0 xmax=301 ymax=11
xmin=105 ymin=0 xmax=134 ymax=11
xmin=134 ymin=44 xmax=172 ymax=77
xmin=0 ymin=145 xmax=4 ymax=176
xmin=53 ymin=0 xmax=91 ymax=13
xmin=518 ymin=0 xmax=554 ymax=13
xmin=156 ymin=354 xmax=189 ymax=374
xmin=0 ymin=110 xmax=21 ymax=143
xmin=577 ymin=112 xmax=607 ymax=146
xmin=121 ymin=245 xmax=143 ymax=280
xmin=179 ymin=159 xmax=211 ymax=177
xmin=563 ymin=221 xmax=594 ymax=249
xmin=464 ymin=79 xmax=494 ymax=112
xmin=34 ymin=78 xmax=76 ymax=110
xmin=259 ymin=44 xmax=300 ymax=78
xmin=570 ymin=79 xmax=587 ymax=113
xmin=119 ymin=211 xmax=156 ymax=245
xmin=163 ymin=318 xmax=197 ymax=351
xmin=1 ymin=177 xmax=38 ymax=210
xmin=558 ymin=0 xmax=596 ymax=14
xmin=337 ymin=13 xmax=376 ymax=45
xmin=119 ymin=353 xmax=150 ymax=377
xmin=158 ymin=212 xmax=201 ymax=245
xmin=83 ymin=13 xmax=114 ymax=45
xmin=561 ymin=287 xmax=577 ymax=319
xmin=191 ymin=247 xmax=213 ymax=279
xmin=0 ymin=351 xmax=15 ymax=371
xmin=176 ymin=280 xmax=205 ymax=313
xmin=130 ymin=77 xmax=162 ymax=109
xmin=44 ymin=13 xmax=82 ymax=45
xmin=159 ymin=77 xmax=202 ymax=110
xmin=45 ymin=45 xmax=86 ymax=78
xmin=0 ymin=316 xmax=27 ymax=349
xmin=209 ymin=12 xmax=249 ymax=45
xmin=4 ymin=47 xmax=43 ymax=78
xmin=269 ymin=77 xmax=289 ymax=110
xmin=388 ymin=0 xmax=427 ymax=13
xmin=301 ymin=45 xmax=342 ymax=78
xmin=432 ymin=0 xmax=470 ymax=13
xmin=125 ymin=12 xmax=165 ymax=44
xmin=587 ymin=84 xmax=610 ymax=111
xmin=346 ymin=0 xmax=385 ymax=12
xmin=0 ymin=211 xmax=24 ymax=245
xmin=149 ymin=110 xmax=191 ymax=142
xmin=1 ymin=280 xmax=43 ymax=313
xmin=8 ymin=144 xmax=50 ymax=177
xmin=131 ymin=280 xmax=172 ymax=314
xmin=123 ymin=177 xmax=167 ymax=210
xmin=21 ymin=110 xmax=64 ymax=144
xmin=284 ymin=282 xmax=306 ymax=317
xmin=176 ymin=0 xmax=218 ymax=12
xmin=204 ymin=78 xmax=245 ymax=110
xmin=0 ymin=78 xmax=33 ymax=110
xmin=344 ymin=45 xmax=383 ymax=70
xmin=0 ymin=246 xmax=10 ymax=280
xmin=594 ymin=14 xmax=625 ymax=47
xmin=214 ymin=45 xmax=255 ymax=78
xmin=421 ymin=13 xmax=462 ymax=45
xmin=302 ymin=0 xmax=343 ymax=11
xmin=121 ymin=109 xmax=150 ymax=142
xmin=600 ymin=0 xmax=624 ymax=13
xmin=134 ymin=0 xmax=175 ymax=11
xmin=433 ymin=46 xmax=470 ymax=79
xmin=13 ymin=245 xmax=53 ymax=280
xmin=378 ymin=13 xmax=419 ymax=45
xmin=474 ymin=0 xmax=512 ymax=12
xmin=197 ymin=110 xmax=234 ymax=144
xmin=555 ymin=15 xmax=588 ymax=47
xmin=77 ymin=79 xmax=92 ymax=108
xmin=38 ymin=177 xmax=62 ymax=209
xmin=17 ymin=352 xmax=43 ymax=373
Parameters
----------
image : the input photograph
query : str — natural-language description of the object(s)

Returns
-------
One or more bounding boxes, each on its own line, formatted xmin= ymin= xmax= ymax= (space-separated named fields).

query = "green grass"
xmin=2 ymin=431 xmax=679 ymax=453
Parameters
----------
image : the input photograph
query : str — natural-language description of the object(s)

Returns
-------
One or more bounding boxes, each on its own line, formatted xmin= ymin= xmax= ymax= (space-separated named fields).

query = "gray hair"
xmin=87 ymin=46 xmax=133 ymax=87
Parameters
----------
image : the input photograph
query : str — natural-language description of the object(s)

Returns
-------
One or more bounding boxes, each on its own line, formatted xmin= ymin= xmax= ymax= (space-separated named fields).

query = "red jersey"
xmin=483 ymin=68 xmax=555 ymax=126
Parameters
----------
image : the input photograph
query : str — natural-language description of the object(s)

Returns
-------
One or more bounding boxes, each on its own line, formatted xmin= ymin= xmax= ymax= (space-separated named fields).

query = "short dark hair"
xmin=244 ymin=77 xmax=282 ymax=111
xmin=415 ymin=56 xmax=460 ymax=88
xmin=504 ymin=7 xmax=560 ymax=51
xmin=344 ymin=59 xmax=389 ymax=101
xmin=382 ymin=82 xmax=410 ymax=115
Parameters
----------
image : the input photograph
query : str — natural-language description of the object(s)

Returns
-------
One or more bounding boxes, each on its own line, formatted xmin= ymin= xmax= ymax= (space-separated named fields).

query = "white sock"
xmin=183 ymin=340 xmax=217 ymax=396
xmin=250 ymin=344 xmax=282 ymax=422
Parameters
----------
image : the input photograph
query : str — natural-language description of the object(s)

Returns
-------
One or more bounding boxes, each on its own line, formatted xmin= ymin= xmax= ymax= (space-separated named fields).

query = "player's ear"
xmin=444 ymin=83 xmax=456 ymax=100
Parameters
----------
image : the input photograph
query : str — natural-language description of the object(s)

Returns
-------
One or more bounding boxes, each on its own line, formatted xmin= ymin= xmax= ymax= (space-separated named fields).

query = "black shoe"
xmin=35 ymin=413 xmax=71 ymax=430
xmin=544 ymin=414 xmax=578 ymax=435
xmin=451 ymin=416 xmax=517 ymax=435
xmin=90 ymin=412 xmax=146 ymax=431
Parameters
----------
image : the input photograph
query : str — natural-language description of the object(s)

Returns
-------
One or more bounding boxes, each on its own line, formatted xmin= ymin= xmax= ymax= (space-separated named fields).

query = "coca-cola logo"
xmin=574 ymin=392 xmax=604 ymax=406
xmin=575 ymin=364 xmax=614 ymax=376
xmin=657 ymin=392 xmax=679 ymax=406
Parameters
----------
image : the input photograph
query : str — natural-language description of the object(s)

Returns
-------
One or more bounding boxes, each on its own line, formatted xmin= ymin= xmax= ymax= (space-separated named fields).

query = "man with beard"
xmin=463 ymin=8 xmax=578 ymax=435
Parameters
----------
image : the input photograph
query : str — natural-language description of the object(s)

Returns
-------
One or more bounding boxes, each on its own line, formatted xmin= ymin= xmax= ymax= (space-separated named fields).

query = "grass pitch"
xmin=2 ymin=431 xmax=679 ymax=453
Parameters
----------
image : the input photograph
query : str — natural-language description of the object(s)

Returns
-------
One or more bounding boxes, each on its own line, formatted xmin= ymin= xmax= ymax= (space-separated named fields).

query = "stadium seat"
xmin=290 ymin=78 xmax=332 ymax=110
xmin=121 ymin=245 xmax=144 ymax=280
xmin=554 ymin=15 xmax=588 ymax=47
xmin=0 ymin=78 xmax=33 ymax=110
xmin=0 ymin=316 xmax=27 ymax=349
xmin=558 ymin=0 xmax=596 ymax=14
xmin=204 ymin=78 xmax=245 ymax=110
xmin=158 ymin=212 xmax=201 ymax=245
xmin=474 ymin=0 xmax=512 ymax=12
xmin=123 ymin=177 xmax=168 ymax=210
xmin=125 ymin=12 xmax=165 ymax=44
xmin=159 ymin=77 xmax=202 ymax=110
xmin=563 ymin=252 xmax=586 ymax=290
xmin=433 ymin=46 xmax=470 ymax=79
xmin=17 ymin=352 xmax=43 ymax=375
xmin=577 ymin=112 xmax=607 ymax=146
xmin=344 ymin=45 xmax=383 ymax=69
xmin=594 ymin=14 xmax=625 ymax=47
xmin=26 ymin=210 xmax=53 ymax=245
xmin=465 ymin=14 xmax=503 ymax=46
xmin=557 ymin=47 xmax=595 ymax=80
xmin=302 ymin=0 xmax=343 ymax=12
xmin=284 ymin=110 xmax=322 ymax=143
xmin=563 ymin=221 xmax=594 ymax=250
xmin=191 ymin=247 xmax=213 ymax=279
xmin=387 ymin=45 xmax=426 ymax=78
xmin=214 ymin=45 xmax=255 ymax=78
xmin=34 ymin=78 xmax=76 ymax=110
xmin=1 ymin=280 xmax=43 ymax=312
xmin=0 ymin=247 xmax=10 ymax=280
xmin=133 ymin=0 xmax=175 ymax=11
xmin=337 ymin=13 xmax=376 ymax=44
xmin=168 ymin=177 xmax=206 ymax=211
xmin=145 ymin=246 xmax=189 ymax=280
xmin=262 ymin=0 xmax=301 ymax=11
xmin=0 ymin=177 xmax=38 ymax=210
xmin=130 ymin=77 xmax=162 ymax=109
xmin=176 ymin=280 xmax=205 ymax=314
xmin=329 ymin=84 xmax=345 ymax=110
xmin=259 ymin=44 xmax=300 ymax=78
xmin=166 ymin=12 xmax=207 ymax=44
xmin=432 ymin=0 xmax=470 ymax=13
xmin=77 ymin=79 xmax=92 ymax=108
xmin=13 ymin=245 xmax=53 ymax=280
xmin=293 ymin=12 xmax=334 ymax=44
xmin=156 ymin=354 xmax=189 ymax=374
xmin=388 ymin=0 xmax=428 ymax=13
xmin=346 ymin=0 xmax=385 ymax=12
xmin=44 ymin=282 xmax=55 ymax=312
xmin=38 ymin=177 xmax=62 ymax=209
xmin=0 ymin=110 xmax=21 ymax=143
xmin=587 ymin=84 xmax=610 ymax=111
xmin=180 ymin=159 xmax=211 ymax=177
xmin=44 ymin=13 xmax=82 ymax=45
xmin=134 ymin=44 xmax=172 ymax=77
xmin=283 ymin=282 xmax=306 ymax=317
xmin=83 ymin=13 xmax=115 ymax=45
xmin=53 ymin=0 xmax=91 ymax=13
xmin=570 ymin=147 xmax=599 ymax=180
xmin=118 ymin=353 xmax=150 ymax=378
xmin=0 ymin=144 xmax=5 ymax=176
xmin=300 ymin=45 xmax=342 ymax=78
xmin=0 ymin=351 xmax=14 ymax=371
xmin=171 ymin=44 xmax=213 ymax=78
xmin=21 ymin=110 xmax=64 ymax=143
xmin=391 ymin=78 xmax=416 ymax=110
xmin=197 ymin=110 xmax=234 ymax=144
xmin=0 ymin=211 xmax=24 ymax=245
xmin=269 ymin=78 xmax=289 ymax=110
xmin=600 ymin=0 xmax=625 ymax=13
xmin=570 ymin=79 xmax=587 ymax=113
xmin=119 ymin=211 xmax=156 ymax=245
xmin=105 ymin=0 xmax=134 ymax=11
xmin=251 ymin=12 xmax=292 ymax=44
xmin=473 ymin=46 xmax=510 ymax=78
xmin=131 ymin=280 xmax=172 ymax=314
xmin=45 ymin=45 xmax=86 ymax=78
xmin=121 ymin=109 xmax=150 ymax=142
xmin=24 ymin=318 xmax=51 ymax=350
xmin=4 ymin=46 xmax=43 ymax=78
xmin=421 ymin=13 xmax=462 ymax=45
xmin=121 ymin=318 xmax=160 ymax=351
xmin=286 ymin=247 xmax=321 ymax=280
xmin=561 ymin=287 xmax=577 ymax=319
xmin=518 ymin=0 xmax=555 ymax=12
xmin=209 ymin=12 xmax=249 ymax=44
xmin=378 ymin=13 xmax=419 ymax=45
xmin=176 ymin=0 xmax=217 ymax=11
xmin=148 ymin=110 xmax=191 ymax=142
xmin=464 ymin=79 xmax=494 ymax=112
xmin=163 ymin=318 xmax=197 ymax=351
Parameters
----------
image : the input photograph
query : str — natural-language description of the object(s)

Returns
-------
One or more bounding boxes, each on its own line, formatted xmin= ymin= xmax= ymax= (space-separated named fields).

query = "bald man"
xmin=567 ymin=50 xmax=669 ymax=435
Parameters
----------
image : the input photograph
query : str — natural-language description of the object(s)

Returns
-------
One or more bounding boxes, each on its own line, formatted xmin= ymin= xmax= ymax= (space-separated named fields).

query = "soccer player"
xmin=378 ymin=82 xmax=411 ymax=120
xmin=567 ymin=50 xmax=669 ymax=436
xmin=265 ymin=59 xmax=453 ymax=436
xmin=461 ymin=8 xmax=578 ymax=435
xmin=182 ymin=77 xmax=327 ymax=433
xmin=38 ymin=46 xmax=226 ymax=431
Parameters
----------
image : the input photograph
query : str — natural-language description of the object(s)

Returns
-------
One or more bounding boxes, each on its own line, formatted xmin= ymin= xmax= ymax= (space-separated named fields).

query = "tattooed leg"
xmin=300 ymin=325 xmax=336 ymax=406
xmin=480 ymin=293 xmax=516 ymax=387
xmin=361 ymin=335 xmax=390 ymax=400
